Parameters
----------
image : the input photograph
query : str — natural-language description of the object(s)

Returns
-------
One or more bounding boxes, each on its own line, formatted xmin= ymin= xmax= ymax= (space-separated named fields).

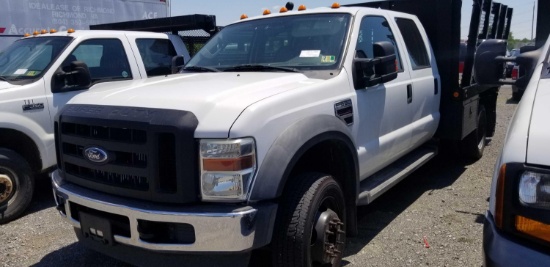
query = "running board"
xmin=357 ymin=145 xmax=437 ymax=206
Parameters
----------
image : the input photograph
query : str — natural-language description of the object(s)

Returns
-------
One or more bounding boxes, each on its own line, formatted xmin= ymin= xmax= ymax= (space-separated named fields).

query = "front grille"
xmin=55 ymin=104 xmax=199 ymax=203
xmin=65 ymin=162 xmax=149 ymax=191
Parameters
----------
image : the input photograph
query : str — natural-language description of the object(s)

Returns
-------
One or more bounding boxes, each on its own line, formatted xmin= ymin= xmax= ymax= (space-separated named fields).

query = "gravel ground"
xmin=0 ymin=86 xmax=518 ymax=267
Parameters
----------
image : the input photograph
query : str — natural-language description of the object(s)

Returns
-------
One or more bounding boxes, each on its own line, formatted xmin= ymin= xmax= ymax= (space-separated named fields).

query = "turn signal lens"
xmin=495 ymin=164 xmax=506 ymax=229
xmin=203 ymin=155 xmax=254 ymax=172
xmin=516 ymin=216 xmax=550 ymax=243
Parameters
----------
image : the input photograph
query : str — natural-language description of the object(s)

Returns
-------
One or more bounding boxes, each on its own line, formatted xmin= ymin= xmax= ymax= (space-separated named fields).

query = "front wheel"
xmin=272 ymin=172 xmax=346 ymax=267
xmin=0 ymin=149 xmax=34 ymax=224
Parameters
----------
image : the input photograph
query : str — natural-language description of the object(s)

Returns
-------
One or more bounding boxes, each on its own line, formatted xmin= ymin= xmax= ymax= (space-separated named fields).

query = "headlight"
xmin=199 ymin=138 xmax=256 ymax=201
xmin=519 ymin=171 xmax=550 ymax=208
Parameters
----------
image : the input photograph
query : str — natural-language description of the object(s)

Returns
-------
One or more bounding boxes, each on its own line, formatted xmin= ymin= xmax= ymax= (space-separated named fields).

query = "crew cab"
xmin=0 ymin=29 xmax=189 ymax=223
xmin=51 ymin=1 xmax=508 ymax=266
xmin=483 ymin=36 xmax=550 ymax=266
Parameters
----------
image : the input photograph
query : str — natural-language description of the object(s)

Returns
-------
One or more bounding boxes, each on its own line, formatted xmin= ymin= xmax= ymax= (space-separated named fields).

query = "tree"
xmin=507 ymin=31 xmax=517 ymax=50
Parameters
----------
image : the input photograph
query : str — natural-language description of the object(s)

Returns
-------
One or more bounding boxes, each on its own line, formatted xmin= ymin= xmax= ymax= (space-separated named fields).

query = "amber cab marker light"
xmin=50 ymin=29 xmax=57 ymax=34
xmin=332 ymin=2 xmax=341 ymax=8
xmin=298 ymin=5 xmax=307 ymax=11
xmin=240 ymin=14 xmax=248 ymax=20
xmin=516 ymin=215 xmax=550 ymax=243
xmin=32 ymin=30 xmax=39 ymax=36
xmin=280 ymin=7 xmax=288 ymax=13
xmin=24 ymin=33 xmax=30 ymax=37
xmin=67 ymin=28 xmax=75 ymax=33
xmin=494 ymin=164 xmax=506 ymax=229
xmin=263 ymin=9 xmax=271 ymax=15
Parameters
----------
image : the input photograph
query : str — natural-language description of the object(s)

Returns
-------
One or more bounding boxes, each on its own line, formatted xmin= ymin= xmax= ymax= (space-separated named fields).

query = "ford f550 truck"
xmin=51 ymin=1 xmax=511 ymax=266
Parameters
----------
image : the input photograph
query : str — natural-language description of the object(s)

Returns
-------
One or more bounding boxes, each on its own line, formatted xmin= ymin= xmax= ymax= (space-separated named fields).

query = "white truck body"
xmin=50 ymin=3 xmax=501 ymax=266
xmin=0 ymin=29 xmax=189 ymax=223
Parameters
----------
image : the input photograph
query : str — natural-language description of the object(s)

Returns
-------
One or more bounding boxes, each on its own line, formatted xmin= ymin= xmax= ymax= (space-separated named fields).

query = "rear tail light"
xmin=511 ymin=66 xmax=519 ymax=80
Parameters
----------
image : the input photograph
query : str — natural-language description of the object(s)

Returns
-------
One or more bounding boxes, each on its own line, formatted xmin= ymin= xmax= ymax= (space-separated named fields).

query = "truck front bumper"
xmin=51 ymin=170 xmax=277 ymax=253
xmin=483 ymin=212 xmax=550 ymax=267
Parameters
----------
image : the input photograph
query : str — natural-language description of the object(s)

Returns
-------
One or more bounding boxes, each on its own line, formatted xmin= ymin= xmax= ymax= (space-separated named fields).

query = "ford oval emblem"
xmin=83 ymin=147 xmax=109 ymax=163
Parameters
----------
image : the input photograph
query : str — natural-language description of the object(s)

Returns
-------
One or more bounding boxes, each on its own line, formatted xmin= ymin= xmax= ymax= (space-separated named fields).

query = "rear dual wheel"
xmin=272 ymin=172 xmax=346 ymax=267
xmin=462 ymin=105 xmax=487 ymax=160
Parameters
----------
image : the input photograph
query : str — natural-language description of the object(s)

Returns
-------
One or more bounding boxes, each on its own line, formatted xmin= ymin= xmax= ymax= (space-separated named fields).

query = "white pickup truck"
xmin=0 ymin=29 xmax=189 ymax=223
xmin=50 ymin=1 xmax=508 ymax=266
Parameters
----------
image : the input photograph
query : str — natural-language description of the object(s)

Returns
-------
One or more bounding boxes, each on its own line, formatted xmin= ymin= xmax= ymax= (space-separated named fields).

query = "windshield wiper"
xmin=0 ymin=76 xmax=8 ymax=81
xmin=182 ymin=66 xmax=220 ymax=72
xmin=223 ymin=64 xmax=299 ymax=73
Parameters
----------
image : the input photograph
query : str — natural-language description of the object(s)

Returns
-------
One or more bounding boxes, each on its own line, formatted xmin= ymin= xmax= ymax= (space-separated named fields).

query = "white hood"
xmin=527 ymin=78 xmax=550 ymax=165
xmin=0 ymin=81 xmax=18 ymax=90
xmin=68 ymin=72 xmax=320 ymax=137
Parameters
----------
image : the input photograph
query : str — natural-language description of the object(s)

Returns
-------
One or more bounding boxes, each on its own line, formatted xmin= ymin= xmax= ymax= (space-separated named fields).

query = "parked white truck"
xmin=0 ymin=28 xmax=191 ymax=223
xmin=50 ymin=0 xmax=511 ymax=266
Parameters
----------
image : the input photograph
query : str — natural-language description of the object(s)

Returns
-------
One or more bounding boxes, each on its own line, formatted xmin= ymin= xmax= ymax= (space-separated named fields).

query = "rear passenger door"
xmin=394 ymin=17 xmax=440 ymax=147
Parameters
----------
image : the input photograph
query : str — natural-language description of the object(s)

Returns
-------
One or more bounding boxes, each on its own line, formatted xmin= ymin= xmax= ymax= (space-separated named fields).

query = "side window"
xmin=136 ymin=38 xmax=177 ymax=77
xmin=356 ymin=16 xmax=403 ymax=72
xmin=395 ymin=18 xmax=431 ymax=70
xmin=69 ymin=39 xmax=132 ymax=81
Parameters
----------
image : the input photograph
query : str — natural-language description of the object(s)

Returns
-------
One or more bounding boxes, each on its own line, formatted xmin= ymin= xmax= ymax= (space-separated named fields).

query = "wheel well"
xmin=287 ymin=139 xmax=357 ymax=209
xmin=0 ymin=128 xmax=42 ymax=173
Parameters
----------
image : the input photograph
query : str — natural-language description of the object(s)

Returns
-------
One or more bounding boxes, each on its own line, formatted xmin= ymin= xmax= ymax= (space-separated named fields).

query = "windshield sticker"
xmin=14 ymin=69 xmax=28 ymax=75
xmin=321 ymin=56 xmax=336 ymax=63
xmin=300 ymin=50 xmax=321 ymax=58
xmin=25 ymin=71 xmax=39 ymax=76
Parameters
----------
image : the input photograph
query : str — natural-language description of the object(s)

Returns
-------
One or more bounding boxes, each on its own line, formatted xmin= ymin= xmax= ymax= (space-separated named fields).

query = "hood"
xmin=68 ymin=72 xmax=320 ymax=137
xmin=527 ymin=78 xmax=550 ymax=165
xmin=0 ymin=81 xmax=18 ymax=90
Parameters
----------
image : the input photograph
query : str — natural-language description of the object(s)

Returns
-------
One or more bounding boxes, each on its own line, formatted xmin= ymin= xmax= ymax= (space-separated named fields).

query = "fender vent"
xmin=334 ymin=99 xmax=353 ymax=125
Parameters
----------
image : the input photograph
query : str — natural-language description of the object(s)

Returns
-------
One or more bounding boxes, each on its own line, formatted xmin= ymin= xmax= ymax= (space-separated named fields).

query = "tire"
xmin=461 ymin=105 xmax=487 ymax=161
xmin=0 ymin=149 xmax=35 ymax=224
xmin=272 ymin=172 xmax=346 ymax=267
xmin=512 ymin=91 xmax=522 ymax=101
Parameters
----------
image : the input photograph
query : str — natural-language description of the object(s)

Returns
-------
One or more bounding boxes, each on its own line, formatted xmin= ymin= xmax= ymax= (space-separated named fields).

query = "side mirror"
xmin=171 ymin=55 xmax=185 ymax=74
xmin=52 ymin=61 xmax=92 ymax=93
xmin=514 ymin=47 xmax=543 ymax=90
xmin=352 ymin=41 xmax=397 ymax=89
xmin=473 ymin=39 xmax=506 ymax=86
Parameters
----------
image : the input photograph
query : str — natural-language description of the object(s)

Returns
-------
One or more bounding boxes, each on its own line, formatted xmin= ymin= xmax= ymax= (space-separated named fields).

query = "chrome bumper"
xmin=51 ymin=170 xmax=276 ymax=253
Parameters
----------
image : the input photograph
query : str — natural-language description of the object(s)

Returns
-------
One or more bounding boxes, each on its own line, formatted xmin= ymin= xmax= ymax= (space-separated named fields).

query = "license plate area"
xmin=80 ymin=211 xmax=114 ymax=245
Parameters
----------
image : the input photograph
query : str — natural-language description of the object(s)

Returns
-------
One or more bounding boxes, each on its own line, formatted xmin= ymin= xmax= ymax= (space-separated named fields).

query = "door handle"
xmin=407 ymin=84 xmax=412 ymax=104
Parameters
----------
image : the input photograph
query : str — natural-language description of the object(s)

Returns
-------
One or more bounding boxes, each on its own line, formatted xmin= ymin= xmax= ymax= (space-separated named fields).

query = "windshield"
xmin=0 ymin=37 xmax=72 ymax=84
xmin=185 ymin=13 xmax=351 ymax=76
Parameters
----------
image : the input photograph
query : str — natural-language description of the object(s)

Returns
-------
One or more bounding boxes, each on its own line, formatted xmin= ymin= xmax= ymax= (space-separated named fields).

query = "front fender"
xmin=0 ymin=112 xmax=52 ymax=170
xmin=248 ymin=114 xmax=358 ymax=201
